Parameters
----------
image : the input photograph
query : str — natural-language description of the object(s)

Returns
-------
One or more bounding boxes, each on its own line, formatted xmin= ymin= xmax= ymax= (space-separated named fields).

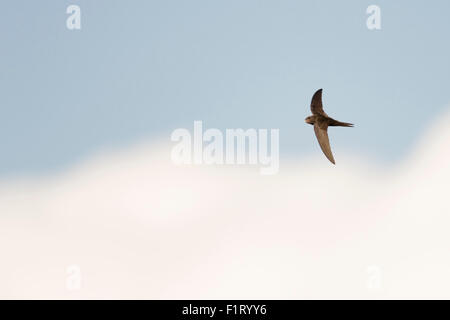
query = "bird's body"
xmin=305 ymin=89 xmax=353 ymax=164
xmin=305 ymin=114 xmax=353 ymax=128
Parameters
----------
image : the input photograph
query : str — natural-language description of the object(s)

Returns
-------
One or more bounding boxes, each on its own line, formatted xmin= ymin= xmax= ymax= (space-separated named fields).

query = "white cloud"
xmin=1 ymin=111 xmax=450 ymax=299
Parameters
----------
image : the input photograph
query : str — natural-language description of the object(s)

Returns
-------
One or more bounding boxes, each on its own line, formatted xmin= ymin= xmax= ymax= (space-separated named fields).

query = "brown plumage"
xmin=305 ymin=89 xmax=353 ymax=164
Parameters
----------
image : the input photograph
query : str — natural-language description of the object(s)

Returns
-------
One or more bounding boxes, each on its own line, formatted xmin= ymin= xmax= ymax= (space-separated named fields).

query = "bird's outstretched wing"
xmin=310 ymin=89 xmax=328 ymax=116
xmin=313 ymin=122 xmax=335 ymax=164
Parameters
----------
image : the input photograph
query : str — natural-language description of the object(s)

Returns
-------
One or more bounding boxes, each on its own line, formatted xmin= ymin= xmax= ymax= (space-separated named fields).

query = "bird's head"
xmin=305 ymin=116 xmax=315 ymax=125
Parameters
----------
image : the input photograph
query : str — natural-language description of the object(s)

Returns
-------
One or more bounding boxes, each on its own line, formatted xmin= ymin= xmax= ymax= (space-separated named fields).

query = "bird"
xmin=305 ymin=89 xmax=353 ymax=164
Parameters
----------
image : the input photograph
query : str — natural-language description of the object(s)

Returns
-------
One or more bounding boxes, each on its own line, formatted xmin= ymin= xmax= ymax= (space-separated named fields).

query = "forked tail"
xmin=337 ymin=121 xmax=354 ymax=127
xmin=330 ymin=119 xmax=354 ymax=127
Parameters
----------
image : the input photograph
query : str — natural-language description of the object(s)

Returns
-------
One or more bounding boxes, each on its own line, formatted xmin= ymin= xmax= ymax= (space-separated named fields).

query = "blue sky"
xmin=1 ymin=0 xmax=449 ymax=177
